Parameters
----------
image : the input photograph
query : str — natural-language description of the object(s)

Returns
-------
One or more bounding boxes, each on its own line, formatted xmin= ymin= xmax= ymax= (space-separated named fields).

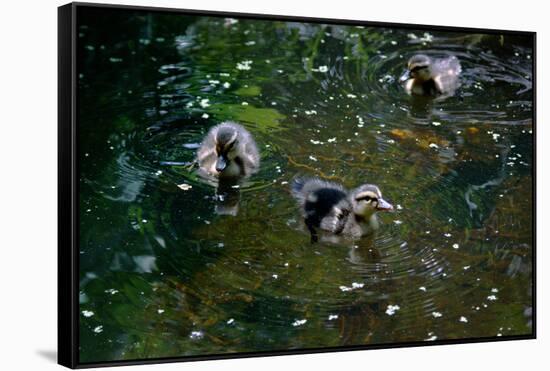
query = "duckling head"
xmin=401 ymin=54 xmax=432 ymax=83
xmin=349 ymin=184 xmax=393 ymax=218
xmin=214 ymin=125 xmax=240 ymax=172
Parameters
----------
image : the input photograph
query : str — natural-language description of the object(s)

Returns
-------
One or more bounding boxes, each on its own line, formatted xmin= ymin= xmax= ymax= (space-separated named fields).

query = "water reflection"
xmin=77 ymin=7 xmax=533 ymax=364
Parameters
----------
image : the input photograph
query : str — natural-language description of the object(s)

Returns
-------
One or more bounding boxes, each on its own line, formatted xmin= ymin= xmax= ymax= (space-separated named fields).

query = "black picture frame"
xmin=58 ymin=2 xmax=536 ymax=369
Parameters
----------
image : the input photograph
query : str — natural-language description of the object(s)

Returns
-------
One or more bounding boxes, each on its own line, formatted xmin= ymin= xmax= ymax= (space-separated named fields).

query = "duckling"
xmin=291 ymin=177 xmax=393 ymax=242
xmin=400 ymin=54 xmax=461 ymax=96
xmin=197 ymin=122 xmax=260 ymax=179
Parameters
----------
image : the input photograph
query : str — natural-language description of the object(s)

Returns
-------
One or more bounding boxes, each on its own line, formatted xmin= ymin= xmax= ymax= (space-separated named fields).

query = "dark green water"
xmin=76 ymin=7 xmax=534 ymax=363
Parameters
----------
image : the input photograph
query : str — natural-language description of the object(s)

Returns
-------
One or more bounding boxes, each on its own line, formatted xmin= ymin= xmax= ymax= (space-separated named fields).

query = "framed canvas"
xmin=58 ymin=2 xmax=536 ymax=368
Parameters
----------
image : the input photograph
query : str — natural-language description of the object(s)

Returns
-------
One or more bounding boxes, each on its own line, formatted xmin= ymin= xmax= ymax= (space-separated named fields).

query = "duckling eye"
xmin=411 ymin=65 xmax=427 ymax=72
xmin=357 ymin=196 xmax=374 ymax=202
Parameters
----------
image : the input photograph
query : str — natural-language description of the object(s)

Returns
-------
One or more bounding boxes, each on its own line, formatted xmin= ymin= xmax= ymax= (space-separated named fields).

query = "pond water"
xmin=76 ymin=7 xmax=534 ymax=364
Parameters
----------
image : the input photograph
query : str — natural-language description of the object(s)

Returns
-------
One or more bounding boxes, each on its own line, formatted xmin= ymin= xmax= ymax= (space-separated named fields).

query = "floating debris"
xmin=93 ymin=326 xmax=103 ymax=334
xmin=82 ymin=310 xmax=94 ymax=317
xmin=305 ymin=110 xmax=317 ymax=115
xmin=487 ymin=295 xmax=498 ymax=301
xmin=317 ymin=65 xmax=329 ymax=73
xmin=189 ymin=330 xmax=204 ymax=340
xmin=452 ymin=243 xmax=460 ymax=249
xmin=157 ymin=309 xmax=165 ymax=314
xmin=223 ymin=82 xmax=231 ymax=89
xmin=244 ymin=41 xmax=256 ymax=46
xmin=419 ymin=286 xmax=427 ymax=292
xmin=491 ymin=288 xmax=499 ymax=293
xmin=292 ymin=319 xmax=307 ymax=327
xmin=432 ymin=121 xmax=442 ymax=126
xmin=309 ymin=155 xmax=318 ymax=162
xmin=227 ymin=318 xmax=235 ymax=325
xmin=236 ymin=60 xmax=253 ymax=70
xmin=104 ymin=289 xmax=118 ymax=295
xmin=346 ymin=93 xmax=357 ymax=98
xmin=177 ymin=183 xmax=193 ymax=191
xmin=459 ymin=316 xmax=469 ymax=323
xmin=385 ymin=304 xmax=400 ymax=316
xmin=425 ymin=333 xmax=438 ymax=341
xmin=201 ymin=113 xmax=209 ymax=119
xmin=328 ymin=314 xmax=339 ymax=320
xmin=199 ymin=99 xmax=210 ymax=108
xmin=272 ymin=274 xmax=279 ymax=279
xmin=393 ymin=220 xmax=403 ymax=225
xmin=429 ymin=143 xmax=439 ymax=149
xmin=432 ymin=311 xmax=443 ymax=318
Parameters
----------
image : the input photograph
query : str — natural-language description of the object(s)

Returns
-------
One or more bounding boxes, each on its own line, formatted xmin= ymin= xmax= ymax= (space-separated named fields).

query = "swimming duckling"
xmin=197 ymin=122 xmax=260 ymax=179
xmin=291 ymin=177 xmax=393 ymax=242
xmin=400 ymin=54 xmax=461 ymax=96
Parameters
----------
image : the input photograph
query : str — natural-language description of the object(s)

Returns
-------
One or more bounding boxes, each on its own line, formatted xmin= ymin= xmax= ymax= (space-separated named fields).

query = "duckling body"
xmin=291 ymin=177 xmax=393 ymax=241
xmin=401 ymin=54 xmax=461 ymax=96
xmin=197 ymin=122 xmax=260 ymax=179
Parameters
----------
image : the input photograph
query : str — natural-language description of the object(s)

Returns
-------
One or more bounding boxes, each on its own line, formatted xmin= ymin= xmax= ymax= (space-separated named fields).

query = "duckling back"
xmin=291 ymin=177 xmax=352 ymax=239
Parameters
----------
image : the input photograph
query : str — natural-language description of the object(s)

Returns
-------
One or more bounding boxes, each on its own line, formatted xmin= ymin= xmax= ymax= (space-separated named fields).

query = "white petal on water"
xmin=432 ymin=121 xmax=441 ymax=126
xmin=201 ymin=113 xmax=209 ymax=119
xmin=177 ymin=183 xmax=193 ymax=191
xmin=429 ymin=143 xmax=439 ymax=149
xmin=223 ymin=82 xmax=231 ymax=89
xmin=459 ymin=316 xmax=469 ymax=323
xmin=463 ymin=265 xmax=471 ymax=270
xmin=242 ymin=101 xmax=249 ymax=106
xmin=104 ymin=289 xmax=118 ymax=295
xmin=385 ymin=305 xmax=400 ymax=316
xmin=244 ymin=41 xmax=256 ymax=46
xmin=339 ymin=286 xmax=352 ymax=292
xmin=425 ymin=334 xmax=438 ymax=341
xmin=309 ymin=155 xmax=318 ymax=162
xmin=346 ymin=93 xmax=357 ymax=98
xmin=317 ymin=65 xmax=329 ymax=73
xmin=419 ymin=286 xmax=427 ymax=292
xmin=199 ymin=99 xmax=210 ymax=108
xmin=351 ymin=282 xmax=364 ymax=289
xmin=396 ymin=204 xmax=403 ymax=210
xmin=491 ymin=288 xmax=499 ymax=293
xmin=236 ymin=60 xmax=253 ymax=70
xmin=393 ymin=220 xmax=403 ymax=225
xmin=157 ymin=309 xmax=165 ymax=314
xmin=227 ymin=318 xmax=234 ymax=325
xmin=93 ymin=326 xmax=103 ymax=333
xmin=328 ymin=314 xmax=339 ymax=320
xmin=432 ymin=311 xmax=443 ymax=318
xmin=305 ymin=110 xmax=317 ymax=115
xmin=82 ymin=310 xmax=94 ymax=317
xmin=444 ymin=233 xmax=452 ymax=237
xmin=272 ymin=274 xmax=278 ymax=279
xmin=292 ymin=319 xmax=307 ymax=327
xmin=327 ymin=137 xmax=337 ymax=143
xmin=452 ymin=243 xmax=459 ymax=249
xmin=189 ymin=330 xmax=204 ymax=340
xmin=487 ymin=295 xmax=498 ymax=301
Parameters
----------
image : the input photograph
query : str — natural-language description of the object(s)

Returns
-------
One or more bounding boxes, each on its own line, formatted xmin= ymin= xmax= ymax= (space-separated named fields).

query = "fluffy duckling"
xmin=197 ymin=122 xmax=260 ymax=179
xmin=400 ymin=54 xmax=461 ymax=96
xmin=291 ymin=177 xmax=393 ymax=242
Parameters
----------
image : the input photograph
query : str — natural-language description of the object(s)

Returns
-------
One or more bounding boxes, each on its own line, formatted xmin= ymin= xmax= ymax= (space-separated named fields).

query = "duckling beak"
xmin=376 ymin=198 xmax=394 ymax=211
xmin=399 ymin=70 xmax=411 ymax=83
xmin=215 ymin=156 xmax=227 ymax=172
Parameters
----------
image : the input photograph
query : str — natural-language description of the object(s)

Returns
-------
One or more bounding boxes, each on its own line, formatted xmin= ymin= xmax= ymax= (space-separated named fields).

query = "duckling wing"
xmin=197 ymin=128 xmax=218 ymax=170
xmin=433 ymin=56 xmax=462 ymax=93
xmin=319 ymin=202 xmax=351 ymax=234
